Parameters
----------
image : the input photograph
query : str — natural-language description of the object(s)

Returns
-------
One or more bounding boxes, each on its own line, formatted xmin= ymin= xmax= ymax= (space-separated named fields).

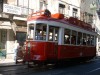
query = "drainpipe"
xmin=9 ymin=14 xmax=17 ymax=36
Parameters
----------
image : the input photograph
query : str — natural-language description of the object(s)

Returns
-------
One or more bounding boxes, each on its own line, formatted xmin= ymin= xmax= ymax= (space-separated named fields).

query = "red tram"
xmin=23 ymin=10 xmax=97 ymax=65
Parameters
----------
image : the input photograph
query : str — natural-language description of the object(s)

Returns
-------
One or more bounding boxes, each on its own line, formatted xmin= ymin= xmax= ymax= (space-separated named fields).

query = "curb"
xmin=0 ymin=63 xmax=24 ymax=67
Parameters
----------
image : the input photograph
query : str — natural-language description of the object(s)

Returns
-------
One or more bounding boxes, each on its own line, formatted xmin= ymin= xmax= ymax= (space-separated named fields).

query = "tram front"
xmin=23 ymin=22 xmax=58 ymax=65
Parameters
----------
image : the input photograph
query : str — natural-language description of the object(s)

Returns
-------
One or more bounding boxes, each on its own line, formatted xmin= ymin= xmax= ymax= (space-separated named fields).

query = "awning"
xmin=0 ymin=21 xmax=12 ymax=29
xmin=14 ymin=20 xmax=27 ymax=32
xmin=14 ymin=20 xmax=27 ymax=26
xmin=16 ymin=27 xmax=27 ymax=32
xmin=0 ymin=19 xmax=27 ymax=31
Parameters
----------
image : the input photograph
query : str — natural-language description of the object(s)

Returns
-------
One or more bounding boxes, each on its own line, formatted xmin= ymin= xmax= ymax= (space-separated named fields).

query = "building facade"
xmin=0 ymin=0 xmax=34 ymax=60
xmin=37 ymin=0 xmax=81 ymax=19
xmin=80 ymin=0 xmax=100 ymax=56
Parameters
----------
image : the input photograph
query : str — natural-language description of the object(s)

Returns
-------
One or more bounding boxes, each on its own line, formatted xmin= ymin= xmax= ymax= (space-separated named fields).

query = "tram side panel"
xmin=24 ymin=41 xmax=58 ymax=63
xmin=82 ymin=46 xmax=96 ymax=57
xmin=45 ymin=42 xmax=58 ymax=60
xmin=58 ymin=45 xmax=81 ymax=59
xmin=57 ymin=45 xmax=96 ymax=60
xmin=23 ymin=41 xmax=33 ymax=62
xmin=24 ymin=41 xmax=96 ymax=63
xmin=24 ymin=41 xmax=46 ymax=62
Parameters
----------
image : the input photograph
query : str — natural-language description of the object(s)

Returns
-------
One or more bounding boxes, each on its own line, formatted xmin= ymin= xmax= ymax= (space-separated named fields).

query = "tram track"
xmin=0 ymin=64 xmax=55 ymax=75
xmin=1 ymin=58 xmax=98 ymax=75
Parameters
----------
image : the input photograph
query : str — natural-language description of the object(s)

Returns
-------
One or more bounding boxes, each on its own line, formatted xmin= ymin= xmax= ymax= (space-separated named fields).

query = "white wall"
xmin=67 ymin=0 xmax=80 ymax=18
xmin=81 ymin=0 xmax=95 ymax=14
xmin=6 ymin=29 xmax=15 ymax=59
xmin=47 ymin=0 xmax=81 ymax=18
xmin=47 ymin=0 xmax=59 ymax=14
xmin=30 ymin=0 xmax=40 ymax=12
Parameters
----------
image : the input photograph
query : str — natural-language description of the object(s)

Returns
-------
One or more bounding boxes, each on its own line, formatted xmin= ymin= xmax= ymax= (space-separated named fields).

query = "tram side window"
xmin=28 ymin=24 xmax=34 ymax=39
xmin=77 ymin=32 xmax=82 ymax=45
xmin=64 ymin=29 xmax=70 ymax=44
xmin=91 ymin=35 xmax=94 ymax=46
xmin=87 ymin=34 xmax=91 ymax=45
xmin=83 ymin=33 xmax=87 ymax=45
xmin=71 ymin=30 xmax=77 ymax=45
xmin=35 ymin=23 xmax=47 ymax=40
xmin=55 ymin=28 xmax=59 ymax=41
xmin=49 ymin=26 xmax=59 ymax=41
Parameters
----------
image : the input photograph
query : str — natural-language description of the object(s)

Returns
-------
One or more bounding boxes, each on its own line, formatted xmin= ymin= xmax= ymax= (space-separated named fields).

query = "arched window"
xmin=59 ymin=3 xmax=65 ymax=14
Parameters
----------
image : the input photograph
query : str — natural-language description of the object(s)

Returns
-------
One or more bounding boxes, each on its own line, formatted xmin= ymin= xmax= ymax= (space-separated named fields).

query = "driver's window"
xmin=35 ymin=23 xmax=47 ymax=40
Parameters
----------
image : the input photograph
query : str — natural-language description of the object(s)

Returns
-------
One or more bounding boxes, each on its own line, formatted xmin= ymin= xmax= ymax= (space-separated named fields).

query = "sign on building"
xmin=3 ymin=4 xmax=21 ymax=15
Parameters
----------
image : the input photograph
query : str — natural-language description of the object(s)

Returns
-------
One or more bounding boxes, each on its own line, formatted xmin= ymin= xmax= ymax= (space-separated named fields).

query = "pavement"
xmin=0 ymin=58 xmax=23 ymax=67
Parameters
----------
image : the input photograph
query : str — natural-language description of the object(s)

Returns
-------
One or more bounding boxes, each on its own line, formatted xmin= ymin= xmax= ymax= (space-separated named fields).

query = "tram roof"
xmin=27 ymin=10 xmax=97 ymax=36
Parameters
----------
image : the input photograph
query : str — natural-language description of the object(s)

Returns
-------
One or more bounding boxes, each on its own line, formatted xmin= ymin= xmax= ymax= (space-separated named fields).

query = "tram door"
xmin=48 ymin=26 xmax=59 ymax=58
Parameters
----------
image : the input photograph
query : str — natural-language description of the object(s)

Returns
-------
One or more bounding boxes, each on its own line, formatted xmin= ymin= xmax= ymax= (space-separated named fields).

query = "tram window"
xmin=49 ymin=26 xmax=59 ymax=41
xmin=83 ymin=33 xmax=87 ymax=45
xmin=91 ymin=35 xmax=94 ymax=46
xmin=87 ymin=34 xmax=91 ymax=45
xmin=64 ymin=29 xmax=70 ymax=44
xmin=49 ymin=27 xmax=53 ymax=41
xmin=71 ymin=30 xmax=77 ymax=45
xmin=28 ymin=24 xmax=34 ymax=39
xmin=35 ymin=23 xmax=47 ymax=40
xmin=77 ymin=32 xmax=82 ymax=45
xmin=55 ymin=28 xmax=59 ymax=41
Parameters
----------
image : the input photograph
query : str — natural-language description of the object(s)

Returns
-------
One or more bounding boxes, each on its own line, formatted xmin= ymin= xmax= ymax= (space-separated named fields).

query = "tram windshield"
xmin=28 ymin=23 xmax=59 ymax=41
xmin=35 ymin=23 xmax=47 ymax=40
xmin=28 ymin=23 xmax=47 ymax=40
